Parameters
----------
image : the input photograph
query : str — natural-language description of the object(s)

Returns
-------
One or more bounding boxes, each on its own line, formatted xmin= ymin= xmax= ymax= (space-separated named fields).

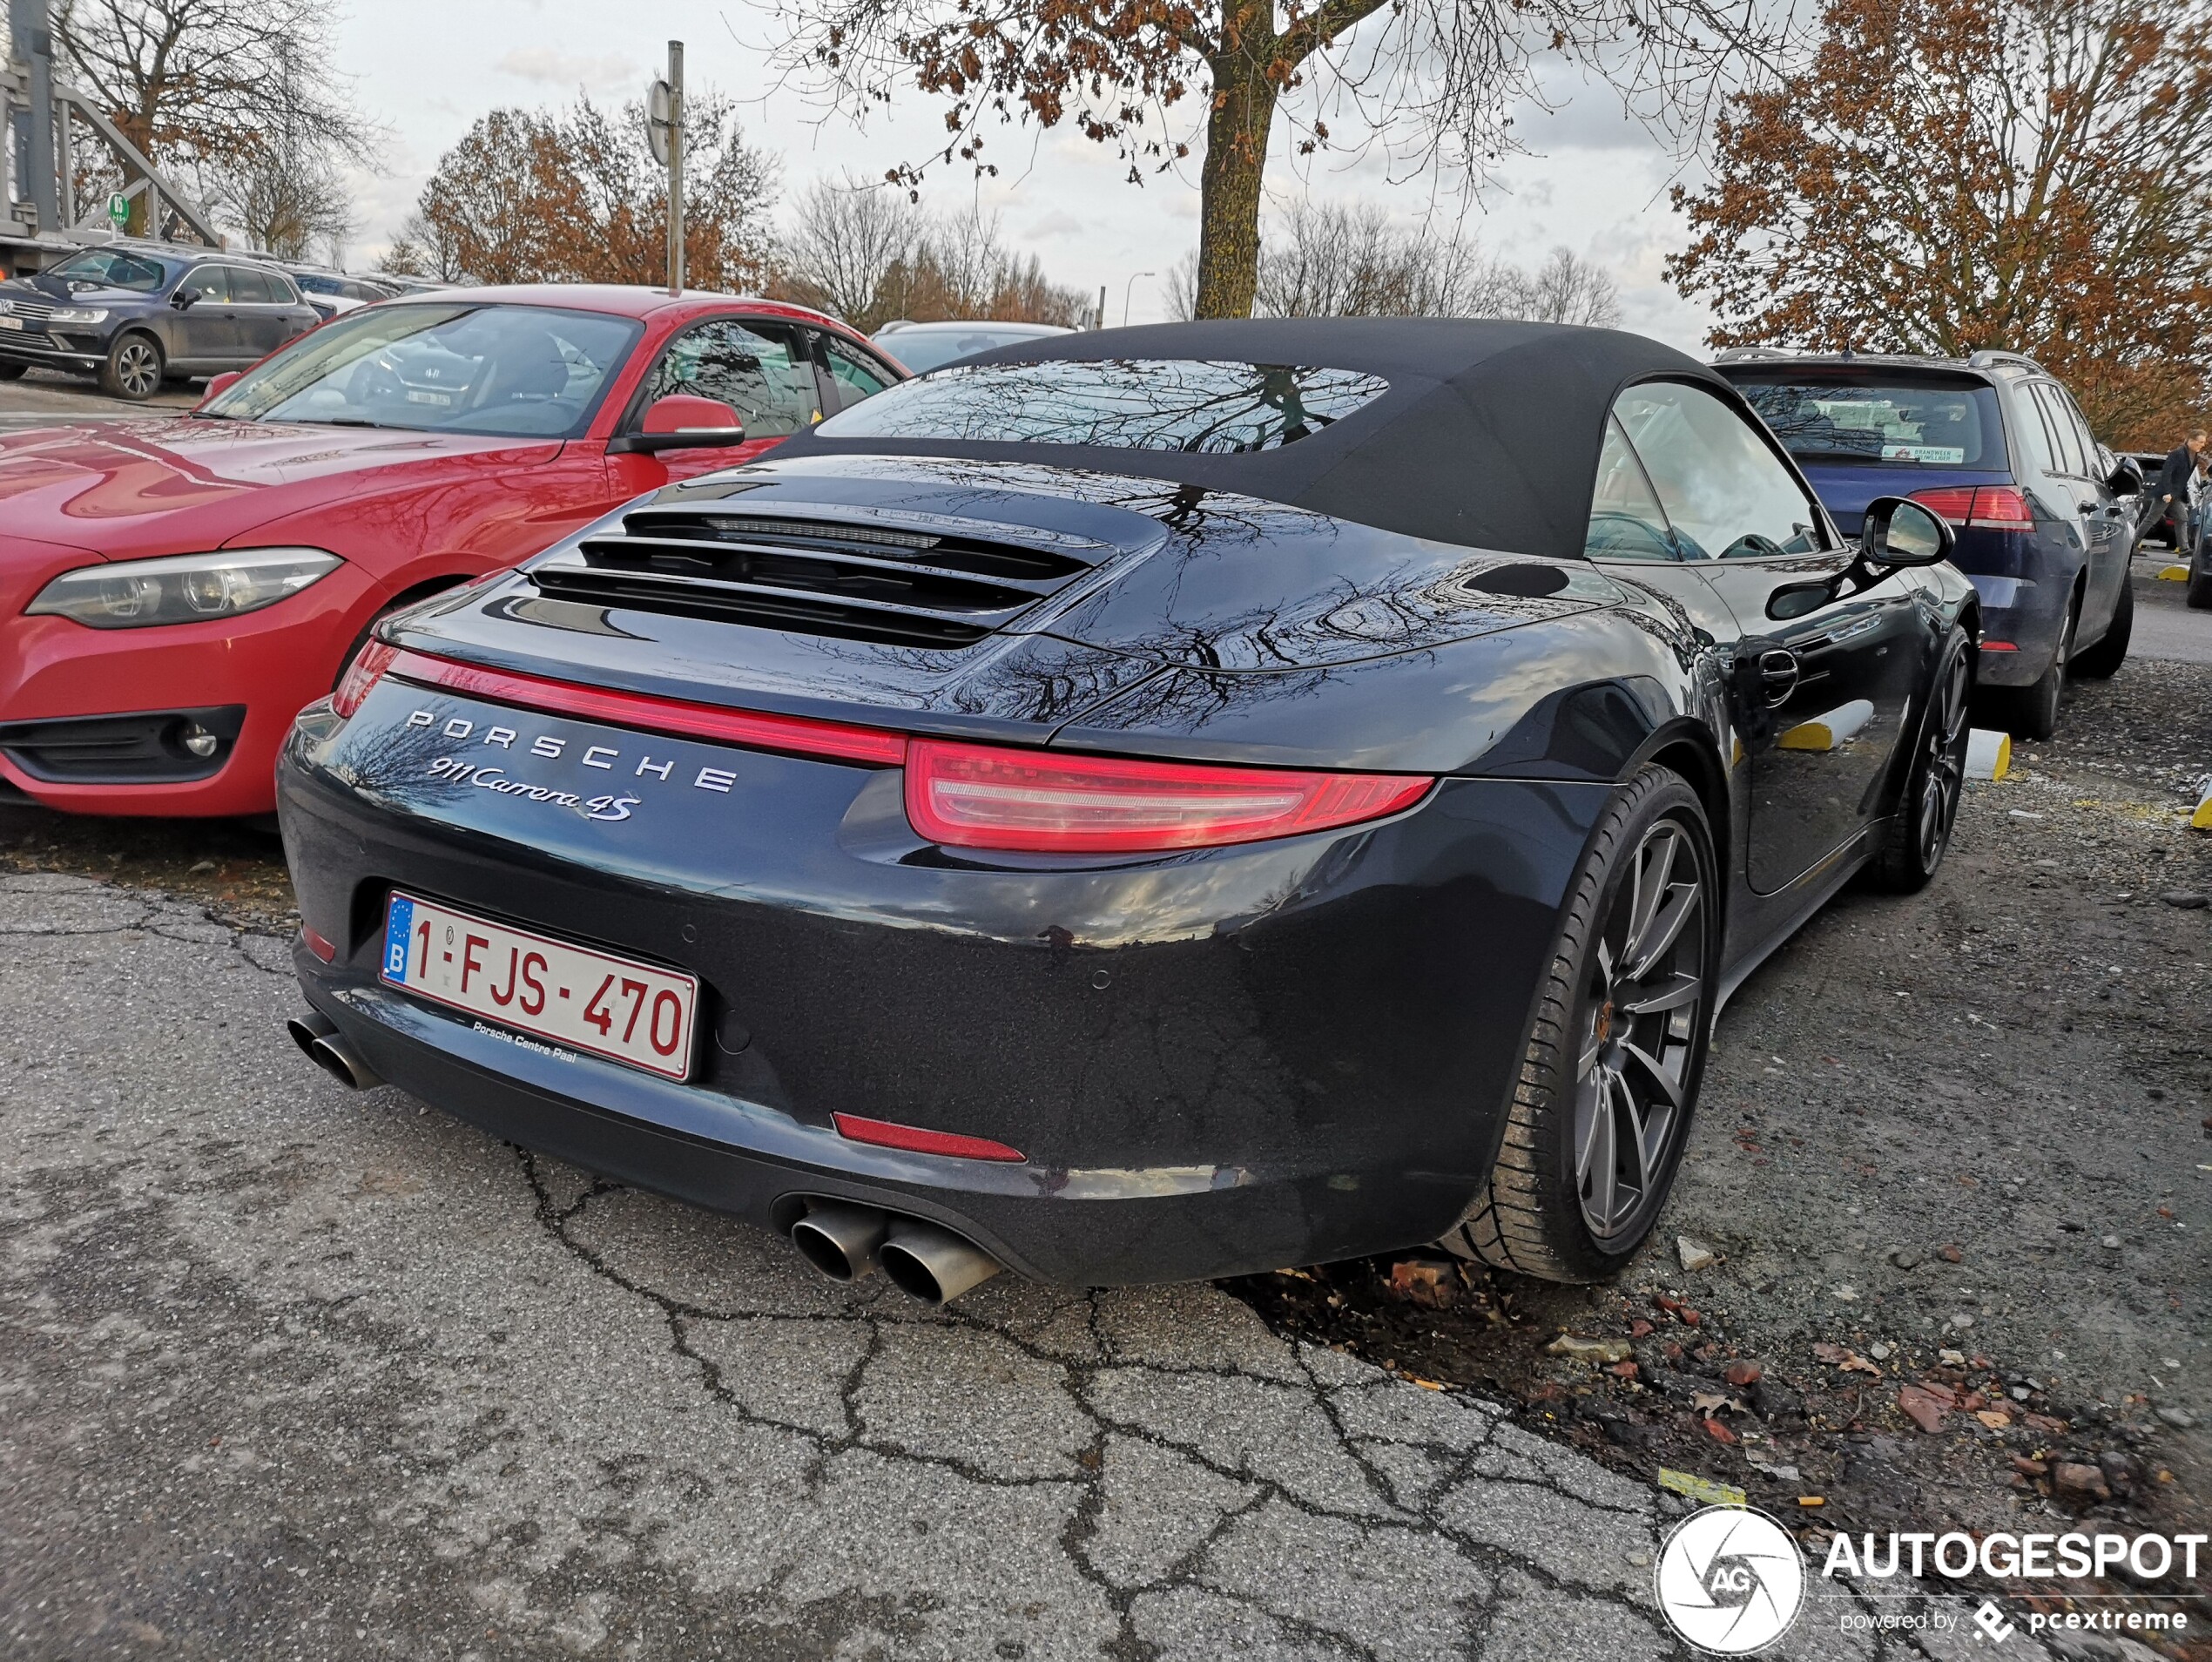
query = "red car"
xmin=0 ymin=285 xmax=903 ymax=818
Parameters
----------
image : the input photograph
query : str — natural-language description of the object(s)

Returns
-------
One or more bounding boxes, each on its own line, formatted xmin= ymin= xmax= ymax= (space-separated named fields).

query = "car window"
xmin=184 ymin=266 xmax=232 ymax=304
xmin=2031 ymin=384 xmax=2085 ymax=476
xmin=1727 ymin=372 xmax=2006 ymax=470
xmin=263 ymin=271 xmax=302 ymax=305
xmin=642 ymin=319 xmax=822 ymax=438
xmin=227 ymin=267 xmax=277 ymax=305
xmin=821 ymin=334 xmax=894 ymax=411
xmin=200 ymin=301 xmax=644 ymax=440
xmin=49 ymin=248 xmax=171 ymax=292
xmin=883 ymin=327 xmax=1061 ymax=375
xmin=2011 ymin=385 xmax=2060 ymax=475
xmin=2058 ymin=387 xmax=2101 ymax=477
xmin=819 ymin=358 xmax=1387 ymax=451
xmin=1585 ymin=416 xmax=1680 ymax=561
xmin=1613 ymin=381 xmax=1827 ymax=560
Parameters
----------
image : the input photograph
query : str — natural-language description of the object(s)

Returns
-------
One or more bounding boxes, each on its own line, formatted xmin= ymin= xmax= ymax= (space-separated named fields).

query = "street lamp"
xmin=1123 ymin=270 xmax=1157 ymax=328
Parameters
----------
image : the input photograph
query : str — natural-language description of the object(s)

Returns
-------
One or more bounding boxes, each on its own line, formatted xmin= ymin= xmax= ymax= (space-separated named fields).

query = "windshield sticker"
xmin=1882 ymin=443 xmax=1966 ymax=464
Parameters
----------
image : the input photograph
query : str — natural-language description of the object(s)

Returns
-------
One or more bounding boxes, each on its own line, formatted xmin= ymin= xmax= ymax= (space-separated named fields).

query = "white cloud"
xmin=493 ymin=48 xmax=644 ymax=94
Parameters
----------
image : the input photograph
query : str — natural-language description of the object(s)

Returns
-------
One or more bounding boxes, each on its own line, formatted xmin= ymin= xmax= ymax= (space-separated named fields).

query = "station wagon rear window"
xmin=816 ymin=358 xmax=1389 ymax=454
xmin=1730 ymin=373 xmax=2007 ymax=470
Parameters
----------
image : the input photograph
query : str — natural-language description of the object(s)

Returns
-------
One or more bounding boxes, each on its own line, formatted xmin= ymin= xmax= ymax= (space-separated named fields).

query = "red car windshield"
xmin=200 ymin=302 xmax=643 ymax=440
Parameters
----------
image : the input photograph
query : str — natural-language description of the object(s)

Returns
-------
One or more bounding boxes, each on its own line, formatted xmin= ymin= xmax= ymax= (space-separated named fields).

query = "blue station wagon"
xmin=1716 ymin=349 xmax=2136 ymax=739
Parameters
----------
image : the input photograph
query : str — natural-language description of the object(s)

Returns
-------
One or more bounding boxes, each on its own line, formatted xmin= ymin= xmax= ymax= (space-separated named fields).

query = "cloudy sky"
xmin=331 ymin=0 xmax=1720 ymax=352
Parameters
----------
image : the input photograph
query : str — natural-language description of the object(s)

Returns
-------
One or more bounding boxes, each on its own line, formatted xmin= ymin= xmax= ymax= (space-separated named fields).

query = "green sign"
xmin=106 ymin=193 xmax=131 ymax=226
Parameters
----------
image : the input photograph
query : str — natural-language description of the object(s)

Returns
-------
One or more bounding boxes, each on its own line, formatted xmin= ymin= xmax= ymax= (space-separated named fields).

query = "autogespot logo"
xmin=1656 ymin=1506 xmax=1808 ymax=1654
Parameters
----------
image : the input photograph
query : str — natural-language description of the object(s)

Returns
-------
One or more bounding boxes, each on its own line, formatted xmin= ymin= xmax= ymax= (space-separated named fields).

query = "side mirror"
xmin=1860 ymin=496 xmax=1952 ymax=568
xmin=171 ymin=287 xmax=200 ymax=311
xmin=201 ymin=371 xmax=242 ymax=402
xmin=613 ymin=394 xmax=747 ymax=454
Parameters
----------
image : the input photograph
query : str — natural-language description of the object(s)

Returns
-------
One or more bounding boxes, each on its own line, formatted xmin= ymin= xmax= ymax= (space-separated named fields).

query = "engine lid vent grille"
xmin=529 ymin=509 xmax=1103 ymax=648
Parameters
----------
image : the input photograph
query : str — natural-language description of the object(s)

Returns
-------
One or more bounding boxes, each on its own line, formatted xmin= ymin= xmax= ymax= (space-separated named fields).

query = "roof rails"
xmin=1964 ymin=348 xmax=2045 ymax=373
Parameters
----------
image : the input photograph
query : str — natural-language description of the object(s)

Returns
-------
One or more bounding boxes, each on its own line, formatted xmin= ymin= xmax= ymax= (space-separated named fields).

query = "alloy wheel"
xmin=1572 ymin=818 xmax=1708 ymax=1244
xmin=118 ymin=340 xmax=159 ymax=398
xmin=1918 ymin=648 xmax=1970 ymax=868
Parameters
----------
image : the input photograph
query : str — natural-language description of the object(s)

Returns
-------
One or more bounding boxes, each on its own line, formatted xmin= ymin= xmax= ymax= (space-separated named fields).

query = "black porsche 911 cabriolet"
xmin=277 ymin=319 xmax=1978 ymax=1303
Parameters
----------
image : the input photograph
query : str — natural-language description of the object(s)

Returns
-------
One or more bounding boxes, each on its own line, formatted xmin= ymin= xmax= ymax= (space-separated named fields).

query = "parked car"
xmin=1716 ymin=348 xmax=2135 ymax=739
xmin=873 ymin=319 xmax=1072 ymax=374
xmin=0 ymin=286 xmax=904 ymax=818
xmin=276 ymin=318 xmax=1978 ymax=1302
xmin=0 ymin=242 xmax=321 ymax=399
xmin=286 ymin=268 xmax=396 ymax=321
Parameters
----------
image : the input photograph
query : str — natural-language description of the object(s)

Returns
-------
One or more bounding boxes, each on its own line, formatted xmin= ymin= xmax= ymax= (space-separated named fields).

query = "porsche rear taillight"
xmin=904 ymin=739 xmax=1433 ymax=854
xmin=332 ymin=638 xmax=398 ymax=719
xmin=1909 ymin=485 xmax=2033 ymax=530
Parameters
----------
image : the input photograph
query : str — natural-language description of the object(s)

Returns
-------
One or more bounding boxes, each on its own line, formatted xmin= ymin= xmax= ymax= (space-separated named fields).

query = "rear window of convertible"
xmin=815 ymin=358 xmax=1389 ymax=454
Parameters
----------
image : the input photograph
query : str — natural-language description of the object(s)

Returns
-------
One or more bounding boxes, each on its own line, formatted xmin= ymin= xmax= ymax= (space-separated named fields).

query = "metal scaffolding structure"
xmin=4 ymin=0 xmax=223 ymax=274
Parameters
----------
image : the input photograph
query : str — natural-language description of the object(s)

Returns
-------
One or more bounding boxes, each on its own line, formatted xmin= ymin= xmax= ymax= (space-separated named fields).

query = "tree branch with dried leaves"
xmin=1669 ymin=0 xmax=2212 ymax=443
xmin=765 ymin=0 xmax=1786 ymax=318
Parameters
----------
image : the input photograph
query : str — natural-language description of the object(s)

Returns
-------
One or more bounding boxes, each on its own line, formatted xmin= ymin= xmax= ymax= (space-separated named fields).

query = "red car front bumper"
xmin=0 ymin=562 xmax=382 ymax=817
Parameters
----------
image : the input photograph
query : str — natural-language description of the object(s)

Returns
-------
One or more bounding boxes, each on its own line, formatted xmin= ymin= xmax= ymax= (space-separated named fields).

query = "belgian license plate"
xmin=0 ymin=317 xmax=20 ymax=330
xmin=381 ymin=892 xmax=697 ymax=1079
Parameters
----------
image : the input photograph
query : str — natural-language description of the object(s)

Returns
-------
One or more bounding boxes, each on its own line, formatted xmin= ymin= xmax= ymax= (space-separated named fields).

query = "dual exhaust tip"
xmin=286 ymin=1010 xmax=384 ymax=1091
xmin=792 ymin=1201 xmax=1001 ymax=1306
xmin=284 ymin=1013 xmax=995 ymax=1305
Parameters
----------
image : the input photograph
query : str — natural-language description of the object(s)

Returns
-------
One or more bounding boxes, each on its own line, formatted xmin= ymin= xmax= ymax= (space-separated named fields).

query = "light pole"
xmin=1123 ymin=270 xmax=1156 ymax=328
xmin=665 ymin=41 xmax=685 ymax=297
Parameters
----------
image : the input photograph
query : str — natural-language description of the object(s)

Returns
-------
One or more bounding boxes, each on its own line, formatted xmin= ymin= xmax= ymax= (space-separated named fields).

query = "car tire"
xmin=1995 ymin=592 xmax=2075 ymax=741
xmin=98 ymin=331 xmax=165 ymax=401
xmin=2070 ymin=578 xmax=2131 ymax=679
xmin=0 ymin=361 xmax=25 ymax=381
xmin=1437 ymin=764 xmax=1716 ymax=1283
xmin=1869 ymin=625 xmax=1973 ymax=893
xmin=2188 ymin=558 xmax=2212 ymax=611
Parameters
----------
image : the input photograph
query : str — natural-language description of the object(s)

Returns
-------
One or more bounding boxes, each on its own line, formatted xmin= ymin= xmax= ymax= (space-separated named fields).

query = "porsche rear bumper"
xmin=277 ymin=679 xmax=1611 ymax=1285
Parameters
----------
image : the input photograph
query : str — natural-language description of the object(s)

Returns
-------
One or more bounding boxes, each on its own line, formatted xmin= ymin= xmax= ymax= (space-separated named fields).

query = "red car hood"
xmin=0 ymin=417 xmax=569 ymax=562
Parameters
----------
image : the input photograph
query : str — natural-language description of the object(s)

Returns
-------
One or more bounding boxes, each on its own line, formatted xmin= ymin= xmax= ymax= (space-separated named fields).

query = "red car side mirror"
xmin=201 ymin=370 xmax=243 ymax=402
xmin=617 ymin=394 xmax=747 ymax=454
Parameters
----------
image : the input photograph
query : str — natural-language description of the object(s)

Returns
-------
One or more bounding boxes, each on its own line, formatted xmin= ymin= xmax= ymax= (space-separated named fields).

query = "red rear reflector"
xmin=1979 ymin=640 xmax=2019 ymax=652
xmin=385 ymin=649 xmax=907 ymax=766
xmin=906 ymin=739 xmax=1433 ymax=853
xmin=833 ymin=1111 xmax=1026 ymax=1163
xmin=302 ymin=925 xmax=338 ymax=963
xmin=333 ymin=638 xmax=398 ymax=719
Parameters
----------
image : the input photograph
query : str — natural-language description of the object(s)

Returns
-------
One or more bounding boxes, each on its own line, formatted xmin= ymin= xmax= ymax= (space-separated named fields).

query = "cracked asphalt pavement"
xmin=0 ymin=872 xmax=2041 ymax=1660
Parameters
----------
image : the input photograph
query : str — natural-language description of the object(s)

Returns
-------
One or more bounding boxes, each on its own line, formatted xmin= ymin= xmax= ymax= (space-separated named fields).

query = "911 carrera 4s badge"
xmin=402 ymin=706 xmax=748 ymax=819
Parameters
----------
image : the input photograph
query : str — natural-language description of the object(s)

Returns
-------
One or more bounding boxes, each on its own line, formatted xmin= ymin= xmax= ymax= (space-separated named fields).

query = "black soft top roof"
xmin=773 ymin=316 xmax=1732 ymax=563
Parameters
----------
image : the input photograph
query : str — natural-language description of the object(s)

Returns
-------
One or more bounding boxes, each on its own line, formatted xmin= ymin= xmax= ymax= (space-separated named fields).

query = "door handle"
xmin=1756 ymin=649 xmax=1799 ymax=707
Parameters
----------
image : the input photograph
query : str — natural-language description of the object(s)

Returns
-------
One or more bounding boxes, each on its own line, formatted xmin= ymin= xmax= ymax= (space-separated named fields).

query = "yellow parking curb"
xmin=2157 ymin=564 xmax=2190 ymax=581
xmin=1966 ymin=728 xmax=2011 ymax=780
xmin=2194 ymin=782 xmax=2212 ymax=830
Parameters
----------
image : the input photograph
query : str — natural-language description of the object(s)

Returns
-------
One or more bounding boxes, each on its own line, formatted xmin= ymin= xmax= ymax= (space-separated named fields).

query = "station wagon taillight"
xmin=1909 ymin=485 xmax=2033 ymax=530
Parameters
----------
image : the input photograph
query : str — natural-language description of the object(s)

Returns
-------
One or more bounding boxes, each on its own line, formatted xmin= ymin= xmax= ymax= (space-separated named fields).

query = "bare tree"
xmin=56 ymin=0 xmax=376 ymax=238
xmin=1512 ymin=247 xmax=1623 ymax=328
xmin=773 ymin=191 xmax=1089 ymax=328
xmin=776 ymin=178 xmax=925 ymax=321
xmin=1169 ymin=205 xmax=1620 ymax=324
xmin=768 ymin=0 xmax=1783 ymax=318
xmin=212 ymin=41 xmax=354 ymax=256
